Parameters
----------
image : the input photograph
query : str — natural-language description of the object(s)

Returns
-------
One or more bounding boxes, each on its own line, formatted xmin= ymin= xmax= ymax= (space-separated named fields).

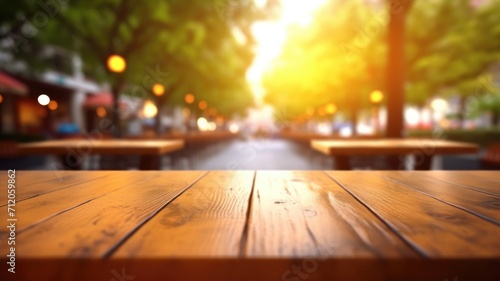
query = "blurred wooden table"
xmin=1 ymin=171 xmax=498 ymax=281
xmin=311 ymin=139 xmax=479 ymax=170
xmin=18 ymin=139 xmax=184 ymax=170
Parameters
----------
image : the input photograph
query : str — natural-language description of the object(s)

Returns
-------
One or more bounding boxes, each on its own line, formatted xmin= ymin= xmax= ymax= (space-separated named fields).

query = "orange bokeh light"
xmin=96 ymin=106 xmax=107 ymax=118
xmin=152 ymin=84 xmax=165 ymax=96
xmin=185 ymin=93 xmax=195 ymax=104
xmin=199 ymin=100 xmax=208 ymax=110
xmin=107 ymin=55 xmax=126 ymax=73
xmin=48 ymin=100 xmax=58 ymax=111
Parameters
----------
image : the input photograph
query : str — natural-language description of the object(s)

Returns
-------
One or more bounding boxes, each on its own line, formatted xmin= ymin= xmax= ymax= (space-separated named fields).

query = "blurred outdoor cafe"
xmin=0 ymin=0 xmax=499 ymax=281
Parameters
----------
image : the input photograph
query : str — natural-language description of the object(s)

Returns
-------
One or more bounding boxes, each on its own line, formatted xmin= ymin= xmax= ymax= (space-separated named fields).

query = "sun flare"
xmin=247 ymin=0 xmax=329 ymax=102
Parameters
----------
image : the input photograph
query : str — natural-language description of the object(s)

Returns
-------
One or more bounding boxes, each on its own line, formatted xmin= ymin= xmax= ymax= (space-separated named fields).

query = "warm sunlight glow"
xmin=248 ymin=0 xmax=328 ymax=101
xmin=143 ymin=100 xmax=158 ymax=118
xmin=107 ymin=55 xmax=126 ymax=73
xmin=306 ymin=107 xmax=315 ymax=116
xmin=326 ymin=103 xmax=337 ymax=114
xmin=0 ymin=94 xmax=3 ymax=104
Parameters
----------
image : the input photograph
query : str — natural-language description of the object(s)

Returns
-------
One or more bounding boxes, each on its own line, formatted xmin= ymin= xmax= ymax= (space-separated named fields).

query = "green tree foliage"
xmin=263 ymin=0 xmax=500 ymax=132
xmin=1 ymin=0 xmax=266 ymax=135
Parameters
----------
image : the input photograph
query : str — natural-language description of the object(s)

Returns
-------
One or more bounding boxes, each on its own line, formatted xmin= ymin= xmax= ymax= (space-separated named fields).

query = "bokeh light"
xmin=370 ymin=90 xmax=384 ymax=104
xmin=143 ymin=100 xmax=158 ymax=118
xmin=199 ymin=100 xmax=208 ymax=110
xmin=107 ymin=55 xmax=126 ymax=73
xmin=197 ymin=117 xmax=208 ymax=131
xmin=229 ymin=123 xmax=240 ymax=133
xmin=185 ymin=93 xmax=195 ymax=104
xmin=37 ymin=94 xmax=50 ymax=106
xmin=326 ymin=103 xmax=337 ymax=114
xmin=152 ymin=84 xmax=165 ymax=96
xmin=48 ymin=100 xmax=58 ymax=111
xmin=431 ymin=98 xmax=449 ymax=112
xmin=96 ymin=106 xmax=107 ymax=118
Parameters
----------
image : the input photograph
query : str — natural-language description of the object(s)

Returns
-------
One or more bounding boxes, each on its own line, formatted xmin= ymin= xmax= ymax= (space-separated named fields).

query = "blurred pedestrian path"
xmin=194 ymin=139 xmax=325 ymax=170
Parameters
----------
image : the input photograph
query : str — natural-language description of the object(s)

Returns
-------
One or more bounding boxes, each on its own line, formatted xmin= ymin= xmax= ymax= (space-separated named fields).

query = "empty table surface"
xmin=18 ymin=139 xmax=184 ymax=155
xmin=17 ymin=139 xmax=184 ymax=170
xmin=311 ymin=139 xmax=479 ymax=170
xmin=1 ymin=170 xmax=498 ymax=281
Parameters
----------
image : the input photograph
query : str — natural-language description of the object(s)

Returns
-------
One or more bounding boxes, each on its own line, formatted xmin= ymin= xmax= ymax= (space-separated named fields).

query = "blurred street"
xmin=194 ymin=139 xmax=325 ymax=170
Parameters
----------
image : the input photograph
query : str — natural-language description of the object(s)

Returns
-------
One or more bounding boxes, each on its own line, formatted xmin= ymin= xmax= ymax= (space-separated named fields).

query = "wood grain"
xmin=326 ymin=171 xmax=500 ymax=257
xmin=425 ymin=171 xmax=500 ymax=197
xmin=0 ymin=172 xmax=169 ymax=233
xmin=312 ymin=139 xmax=478 ymax=156
xmin=1 ymin=171 xmax=204 ymax=257
xmin=18 ymin=139 xmax=184 ymax=155
xmin=113 ymin=171 xmax=255 ymax=257
xmin=0 ymin=171 xmax=115 ymax=206
xmin=245 ymin=171 xmax=417 ymax=257
xmin=375 ymin=171 xmax=500 ymax=225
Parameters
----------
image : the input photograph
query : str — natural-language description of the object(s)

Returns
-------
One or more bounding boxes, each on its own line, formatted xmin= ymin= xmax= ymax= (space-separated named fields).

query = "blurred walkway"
xmin=192 ymin=139 xmax=326 ymax=170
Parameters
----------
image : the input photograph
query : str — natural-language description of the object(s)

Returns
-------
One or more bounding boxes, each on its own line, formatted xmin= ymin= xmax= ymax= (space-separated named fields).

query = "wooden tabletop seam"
xmin=377 ymin=174 xmax=500 ymax=226
xmin=322 ymin=171 xmax=428 ymax=258
xmin=102 ymin=171 xmax=210 ymax=258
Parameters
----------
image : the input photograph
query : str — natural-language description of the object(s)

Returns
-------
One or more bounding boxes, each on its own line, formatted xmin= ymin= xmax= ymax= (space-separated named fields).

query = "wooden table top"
xmin=18 ymin=139 xmax=184 ymax=155
xmin=311 ymin=138 xmax=479 ymax=155
xmin=1 ymin=171 xmax=498 ymax=281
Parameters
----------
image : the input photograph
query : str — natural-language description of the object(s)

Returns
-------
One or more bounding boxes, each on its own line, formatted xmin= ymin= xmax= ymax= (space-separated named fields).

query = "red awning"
xmin=0 ymin=72 xmax=28 ymax=95
xmin=83 ymin=92 xmax=126 ymax=108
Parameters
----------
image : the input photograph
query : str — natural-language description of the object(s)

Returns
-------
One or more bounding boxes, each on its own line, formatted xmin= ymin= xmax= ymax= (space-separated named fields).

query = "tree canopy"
xmin=0 ymin=0 xmax=266 ymax=119
xmin=262 ymin=0 xmax=500 ymax=130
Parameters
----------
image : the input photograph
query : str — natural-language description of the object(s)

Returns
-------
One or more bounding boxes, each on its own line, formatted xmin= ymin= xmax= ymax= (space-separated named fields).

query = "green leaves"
xmin=263 ymin=0 xmax=500 ymax=121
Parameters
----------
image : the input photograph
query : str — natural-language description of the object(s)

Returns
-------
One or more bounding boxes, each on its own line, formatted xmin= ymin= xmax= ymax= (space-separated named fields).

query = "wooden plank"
xmin=18 ymin=140 xmax=184 ymax=155
xmin=0 ymin=171 xmax=205 ymax=257
xmin=0 ymin=172 xmax=167 ymax=232
xmin=375 ymin=171 xmax=500 ymax=225
xmin=0 ymin=171 xmax=116 ymax=206
xmin=426 ymin=171 xmax=500 ymax=197
xmin=326 ymin=171 xmax=500 ymax=257
xmin=113 ymin=171 xmax=255 ymax=257
xmin=311 ymin=139 xmax=478 ymax=156
xmin=245 ymin=171 xmax=417 ymax=257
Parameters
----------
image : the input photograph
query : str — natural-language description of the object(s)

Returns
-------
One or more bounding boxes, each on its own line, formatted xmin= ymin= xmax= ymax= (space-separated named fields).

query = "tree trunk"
xmin=350 ymin=107 xmax=358 ymax=136
xmin=418 ymin=104 xmax=425 ymax=130
xmin=493 ymin=112 xmax=500 ymax=128
xmin=155 ymin=96 xmax=162 ymax=137
xmin=386 ymin=0 xmax=410 ymax=138
xmin=458 ymin=96 xmax=466 ymax=129
xmin=111 ymin=82 xmax=123 ymax=138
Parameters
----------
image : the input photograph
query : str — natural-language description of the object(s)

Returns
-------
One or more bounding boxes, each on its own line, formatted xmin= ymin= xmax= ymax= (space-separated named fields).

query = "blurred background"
xmin=1 ymin=0 xmax=499 ymax=170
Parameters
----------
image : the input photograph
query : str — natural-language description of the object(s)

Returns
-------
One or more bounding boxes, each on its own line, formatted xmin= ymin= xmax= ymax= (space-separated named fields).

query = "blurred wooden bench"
xmin=482 ymin=143 xmax=500 ymax=170
xmin=0 ymin=140 xmax=19 ymax=158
